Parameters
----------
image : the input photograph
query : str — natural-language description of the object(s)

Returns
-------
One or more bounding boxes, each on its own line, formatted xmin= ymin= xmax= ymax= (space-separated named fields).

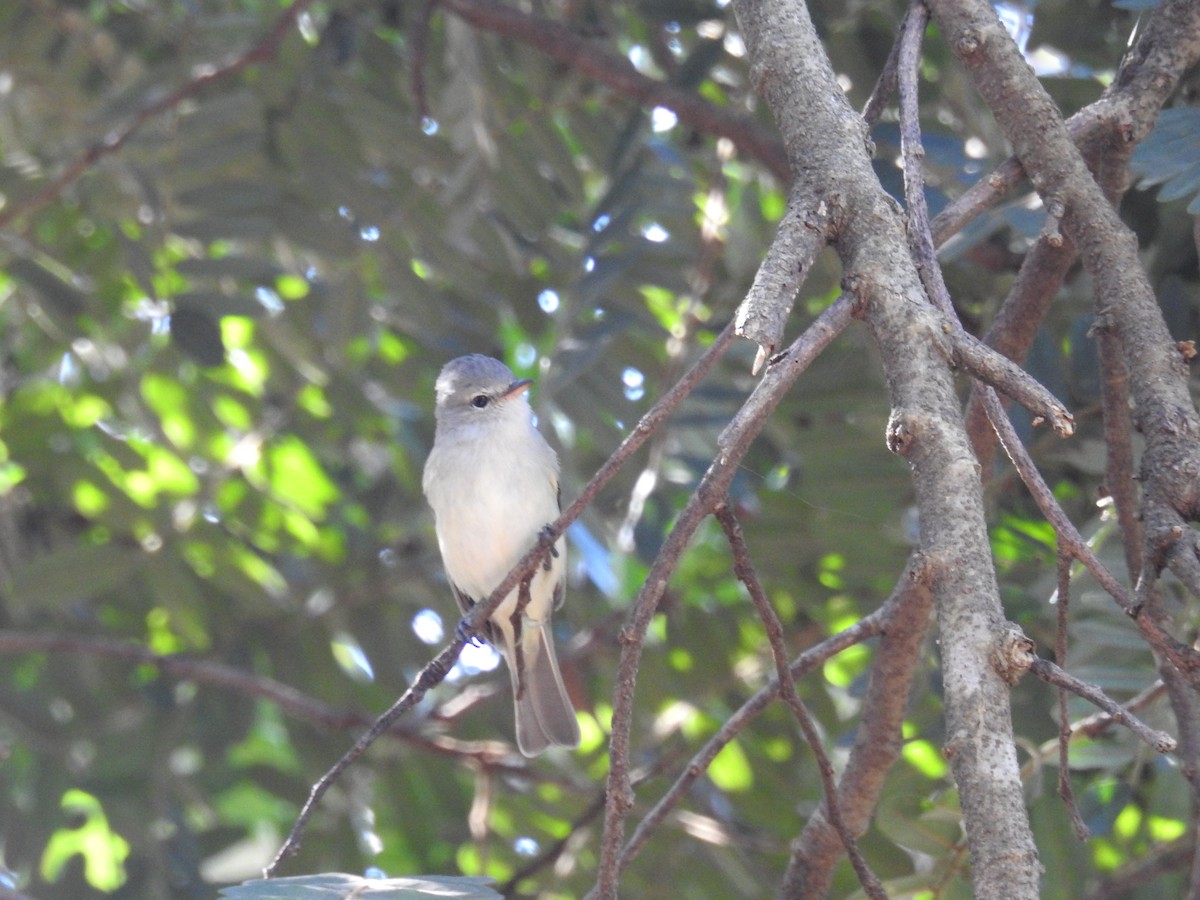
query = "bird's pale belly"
xmin=434 ymin=477 xmax=558 ymax=602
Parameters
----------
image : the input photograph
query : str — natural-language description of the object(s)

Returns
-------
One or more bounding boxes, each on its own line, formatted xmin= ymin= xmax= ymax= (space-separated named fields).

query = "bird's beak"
xmin=501 ymin=379 xmax=533 ymax=401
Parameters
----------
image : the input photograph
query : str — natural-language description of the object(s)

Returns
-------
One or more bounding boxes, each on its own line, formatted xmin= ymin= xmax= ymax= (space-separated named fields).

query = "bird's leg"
xmin=538 ymin=524 xmax=560 ymax=572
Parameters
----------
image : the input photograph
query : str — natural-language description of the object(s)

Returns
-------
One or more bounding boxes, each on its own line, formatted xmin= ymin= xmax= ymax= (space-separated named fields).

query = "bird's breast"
xmin=425 ymin=434 xmax=561 ymax=602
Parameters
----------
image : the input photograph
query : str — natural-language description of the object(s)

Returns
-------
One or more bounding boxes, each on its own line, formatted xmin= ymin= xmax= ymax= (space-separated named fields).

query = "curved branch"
xmin=715 ymin=503 xmax=886 ymax=899
xmin=950 ymin=329 xmax=1074 ymax=437
xmin=436 ymin=0 xmax=791 ymax=182
xmin=1027 ymin=657 xmax=1176 ymax=755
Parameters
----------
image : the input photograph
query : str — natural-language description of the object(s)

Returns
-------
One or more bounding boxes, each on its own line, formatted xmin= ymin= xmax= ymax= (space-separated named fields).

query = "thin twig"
xmin=264 ymin=636 xmax=466 ymax=875
xmin=950 ymin=329 xmax=1073 ymax=437
xmin=1071 ymin=681 xmax=1166 ymax=742
xmin=860 ymin=4 xmax=923 ymax=128
xmin=895 ymin=1 xmax=947 ymax=315
xmin=714 ymin=503 xmax=886 ymax=900
xmin=619 ymin=593 xmax=891 ymax=871
xmin=980 ymin=385 xmax=1200 ymax=683
xmin=1028 ymin=658 xmax=1176 ymax=755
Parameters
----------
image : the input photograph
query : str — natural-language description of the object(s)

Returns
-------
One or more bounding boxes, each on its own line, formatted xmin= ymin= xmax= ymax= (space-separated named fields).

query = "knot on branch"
xmin=955 ymin=29 xmax=982 ymax=59
xmin=885 ymin=411 xmax=919 ymax=456
xmin=990 ymin=624 xmax=1035 ymax=686
xmin=843 ymin=272 xmax=870 ymax=318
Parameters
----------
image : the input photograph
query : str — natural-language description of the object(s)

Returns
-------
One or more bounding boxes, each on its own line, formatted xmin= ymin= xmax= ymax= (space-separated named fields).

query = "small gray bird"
xmin=422 ymin=354 xmax=581 ymax=756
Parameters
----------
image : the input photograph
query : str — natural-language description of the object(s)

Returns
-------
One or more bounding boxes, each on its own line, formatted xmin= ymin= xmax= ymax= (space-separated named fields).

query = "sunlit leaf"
xmin=265 ymin=435 xmax=339 ymax=519
xmin=708 ymin=739 xmax=753 ymax=792
xmin=39 ymin=790 xmax=129 ymax=892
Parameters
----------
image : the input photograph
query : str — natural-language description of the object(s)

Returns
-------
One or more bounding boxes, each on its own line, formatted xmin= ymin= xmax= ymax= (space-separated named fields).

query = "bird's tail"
xmin=506 ymin=621 xmax=581 ymax=757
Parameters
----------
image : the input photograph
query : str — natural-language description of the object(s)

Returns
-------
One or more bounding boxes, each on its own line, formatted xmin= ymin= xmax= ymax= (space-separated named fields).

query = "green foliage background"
xmin=0 ymin=1 xmax=1196 ymax=897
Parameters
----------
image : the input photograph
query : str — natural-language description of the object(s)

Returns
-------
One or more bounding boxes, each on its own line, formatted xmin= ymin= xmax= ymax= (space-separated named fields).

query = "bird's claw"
xmin=455 ymin=618 xmax=483 ymax=647
xmin=539 ymin=525 xmax=560 ymax=571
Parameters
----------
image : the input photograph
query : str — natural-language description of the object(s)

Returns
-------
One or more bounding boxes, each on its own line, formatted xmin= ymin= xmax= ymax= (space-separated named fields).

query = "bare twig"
xmin=1071 ymin=681 xmax=1166 ymax=742
xmin=979 ymin=385 xmax=1200 ymax=682
xmin=265 ymin=636 xmax=466 ymax=875
xmin=714 ymin=503 xmax=886 ymax=900
xmin=620 ymin=590 xmax=892 ymax=872
xmin=859 ymin=4 xmax=924 ymax=128
xmin=1028 ymin=658 xmax=1176 ymax=755
xmin=950 ymin=329 xmax=1073 ymax=437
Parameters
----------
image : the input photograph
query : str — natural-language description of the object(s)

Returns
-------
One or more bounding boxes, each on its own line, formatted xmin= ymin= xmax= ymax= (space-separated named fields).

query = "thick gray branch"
xmin=926 ymin=0 xmax=1200 ymax=638
xmin=732 ymin=1 xmax=1040 ymax=896
xmin=734 ymin=193 xmax=832 ymax=371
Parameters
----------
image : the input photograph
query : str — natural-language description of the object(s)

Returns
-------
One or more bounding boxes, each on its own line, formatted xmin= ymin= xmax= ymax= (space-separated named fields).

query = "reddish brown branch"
xmin=618 ymin=581 xmax=892 ymax=873
xmin=783 ymin=555 xmax=935 ymax=897
xmin=715 ymin=503 xmax=886 ymax=900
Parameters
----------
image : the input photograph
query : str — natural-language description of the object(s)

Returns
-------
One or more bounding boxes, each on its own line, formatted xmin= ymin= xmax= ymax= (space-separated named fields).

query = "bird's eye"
xmin=471 ymin=395 xmax=490 ymax=409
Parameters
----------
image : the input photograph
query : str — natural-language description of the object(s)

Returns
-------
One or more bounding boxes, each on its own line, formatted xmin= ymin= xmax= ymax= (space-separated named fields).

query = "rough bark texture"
xmin=926 ymin=0 xmax=1200 ymax=600
xmin=731 ymin=1 xmax=1041 ymax=897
